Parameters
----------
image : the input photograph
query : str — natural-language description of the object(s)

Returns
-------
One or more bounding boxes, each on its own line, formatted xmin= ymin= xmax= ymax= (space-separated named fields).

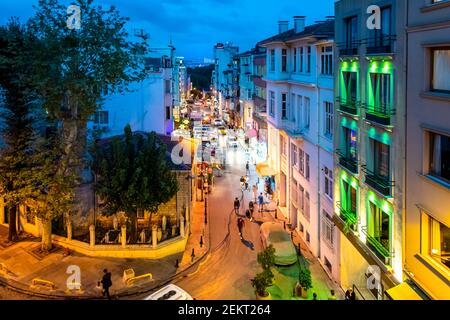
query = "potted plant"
xmin=297 ymin=267 xmax=313 ymax=298
xmin=251 ymin=269 xmax=274 ymax=300
xmin=251 ymin=245 xmax=276 ymax=299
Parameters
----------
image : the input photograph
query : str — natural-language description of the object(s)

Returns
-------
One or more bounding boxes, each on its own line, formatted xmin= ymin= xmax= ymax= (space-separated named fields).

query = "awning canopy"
xmin=256 ymin=162 xmax=278 ymax=177
xmin=385 ymin=282 xmax=424 ymax=300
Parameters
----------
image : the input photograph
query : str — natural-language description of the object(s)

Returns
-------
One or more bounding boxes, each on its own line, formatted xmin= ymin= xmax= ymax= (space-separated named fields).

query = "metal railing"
xmin=336 ymin=40 xmax=361 ymax=56
xmin=360 ymin=226 xmax=394 ymax=264
xmin=361 ymin=165 xmax=394 ymax=197
xmin=336 ymin=97 xmax=359 ymax=116
xmin=363 ymin=102 xmax=396 ymax=126
xmin=336 ymin=201 xmax=358 ymax=229
xmin=336 ymin=149 xmax=358 ymax=173
xmin=365 ymin=35 xmax=396 ymax=55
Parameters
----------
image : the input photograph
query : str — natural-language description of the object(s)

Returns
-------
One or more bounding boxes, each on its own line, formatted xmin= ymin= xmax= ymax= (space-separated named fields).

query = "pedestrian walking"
xmin=345 ymin=288 xmax=356 ymax=300
xmin=234 ymin=197 xmax=240 ymax=214
xmin=252 ymin=184 xmax=258 ymax=202
xmin=237 ymin=217 xmax=245 ymax=240
xmin=312 ymin=292 xmax=318 ymax=300
xmin=101 ymin=269 xmax=112 ymax=300
xmin=328 ymin=289 xmax=337 ymax=300
xmin=245 ymin=161 xmax=250 ymax=176
xmin=258 ymin=193 xmax=264 ymax=212
xmin=245 ymin=209 xmax=251 ymax=220
xmin=248 ymin=201 xmax=254 ymax=218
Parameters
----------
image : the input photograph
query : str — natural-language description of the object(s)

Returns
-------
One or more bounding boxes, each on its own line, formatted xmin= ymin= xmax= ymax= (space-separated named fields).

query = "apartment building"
xmin=259 ymin=17 xmax=339 ymax=282
xmin=403 ymin=0 xmax=450 ymax=300
xmin=334 ymin=0 xmax=407 ymax=299
xmin=211 ymin=42 xmax=239 ymax=124
xmin=173 ymin=56 xmax=188 ymax=123
xmin=238 ymin=50 xmax=255 ymax=130
xmin=90 ymin=47 xmax=175 ymax=137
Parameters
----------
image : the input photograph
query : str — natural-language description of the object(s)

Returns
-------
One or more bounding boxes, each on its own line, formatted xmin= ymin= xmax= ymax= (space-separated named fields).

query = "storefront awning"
xmin=256 ymin=162 xmax=278 ymax=177
xmin=385 ymin=282 xmax=424 ymax=300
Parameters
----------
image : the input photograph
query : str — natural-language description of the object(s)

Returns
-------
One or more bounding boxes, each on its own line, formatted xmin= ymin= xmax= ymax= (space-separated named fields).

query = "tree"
xmin=93 ymin=125 xmax=179 ymax=242
xmin=251 ymin=244 xmax=276 ymax=298
xmin=24 ymin=0 xmax=148 ymax=246
xmin=257 ymin=244 xmax=276 ymax=270
xmin=0 ymin=19 xmax=38 ymax=242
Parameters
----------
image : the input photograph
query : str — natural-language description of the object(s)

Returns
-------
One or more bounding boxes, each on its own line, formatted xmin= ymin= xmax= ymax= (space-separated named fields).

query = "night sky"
xmin=0 ymin=0 xmax=335 ymax=61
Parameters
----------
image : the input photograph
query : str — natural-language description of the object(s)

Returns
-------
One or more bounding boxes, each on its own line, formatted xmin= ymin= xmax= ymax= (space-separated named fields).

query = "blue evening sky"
xmin=0 ymin=0 xmax=335 ymax=62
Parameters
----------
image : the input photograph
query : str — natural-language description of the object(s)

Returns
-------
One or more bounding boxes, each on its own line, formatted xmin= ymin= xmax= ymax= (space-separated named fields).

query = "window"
xmin=322 ymin=211 xmax=334 ymax=249
xmin=345 ymin=16 xmax=358 ymax=48
xmin=270 ymin=49 xmax=275 ymax=72
xmin=292 ymin=144 xmax=298 ymax=168
xmin=280 ymin=135 xmax=287 ymax=156
xmin=291 ymin=93 xmax=296 ymax=122
xmin=269 ymin=91 xmax=275 ymax=116
xmin=343 ymin=127 xmax=358 ymax=161
xmin=299 ymin=185 xmax=304 ymax=212
xmin=297 ymin=95 xmax=303 ymax=125
xmin=306 ymin=231 xmax=310 ymax=243
xmin=304 ymin=97 xmax=310 ymax=129
xmin=299 ymin=149 xmax=305 ymax=175
xmin=374 ymin=6 xmax=392 ymax=46
xmin=293 ymin=48 xmax=297 ymax=72
xmin=343 ymin=71 xmax=357 ymax=103
xmin=248 ymin=89 xmax=252 ymax=100
xmin=304 ymin=192 xmax=310 ymax=221
xmin=342 ymin=180 xmax=357 ymax=215
xmin=324 ymin=102 xmax=333 ymax=138
xmin=165 ymin=80 xmax=171 ymax=94
xmin=429 ymin=132 xmax=450 ymax=182
xmin=324 ymin=166 xmax=333 ymax=199
xmin=282 ymin=49 xmax=287 ymax=72
xmin=94 ymin=111 xmax=108 ymax=125
xmin=299 ymin=223 xmax=304 ymax=233
xmin=324 ymin=256 xmax=332 ymax=273
xmin=300 ymin=47 xmax=304 ymax=72
xmin=306 ymin=46 xmax=311 ymax=73
xmin=281 ymin=93 xmax=287 ymax=119
xmin=422 ymin=212 xmax=450 ymax=270
xmin=367 ymin=201 xmax=391 ymax=258
xmin=166 ymin=106 xmax=171 ymax=120
xmin=372 ymin=139 xmax=390 ymax=178
xmin=369 ymin=73 xmax=391 ymax=109
xmin=321 ymin=46 xmax=333 ymax=75
xmin=431 ymin=47 xmax=450 ymax=92
xmin=305 ymin=153 xmax=310 ymax=180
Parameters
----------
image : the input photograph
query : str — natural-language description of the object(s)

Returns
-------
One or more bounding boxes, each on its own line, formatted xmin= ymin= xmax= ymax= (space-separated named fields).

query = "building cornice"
xmin=407 ymin=19 xmax=450 ymax=33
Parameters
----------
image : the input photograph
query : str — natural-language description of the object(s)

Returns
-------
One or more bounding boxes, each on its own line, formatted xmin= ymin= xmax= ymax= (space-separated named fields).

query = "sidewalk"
xmin=0 ymin=196 xmax=210 ymax=299
xmin=245 ymin=162 xmax=344 ymax=300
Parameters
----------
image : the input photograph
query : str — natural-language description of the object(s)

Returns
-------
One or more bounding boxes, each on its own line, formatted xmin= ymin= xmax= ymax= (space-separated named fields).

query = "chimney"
xmin=294 ymin=16 xmax=306 ymax=33
xmin=278 ymin=21 xmax=289 ymax=34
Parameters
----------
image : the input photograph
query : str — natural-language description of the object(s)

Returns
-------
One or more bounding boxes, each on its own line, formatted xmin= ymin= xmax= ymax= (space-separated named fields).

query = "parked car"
xmin=260 ymin=222 xmax=297 ymax=266
xmin=144 ymin=284 xmax=193 ymax=300
xmin=217 ymin=126 xmax=227 ymax=135
xmin=227 ymin=135 xmax=239 ymax=148
xmin=213 ymin=119 xmax=224 ymax=127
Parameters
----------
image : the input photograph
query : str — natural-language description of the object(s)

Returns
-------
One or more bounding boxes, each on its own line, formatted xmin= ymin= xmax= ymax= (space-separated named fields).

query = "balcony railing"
xmin=336 ymin=149 xmax=358 ymax=173
xmin=363 ymin=103 xmax=396 ymax=126
xmin=360 ymin=226 xmax=393 ymax=265
xmin=336 ymin=97 xmax=359 ymax=116
xmin=337 ymin=40 xmax=361 ymax=56
xmin=365 ymin=35 xmax=396 ymax=55
xmin=336 ymin=201 xmax=358 ymax=231
xmin=361 ymin=165 xmax=394 ymax=197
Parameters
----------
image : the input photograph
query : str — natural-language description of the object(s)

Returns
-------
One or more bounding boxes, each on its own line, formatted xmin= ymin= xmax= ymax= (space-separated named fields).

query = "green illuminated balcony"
xmin=361 ymin=226 xmax=393 ymax=265
xmin=336 ymin=201 xmax=358 ymax=232
xmin=336 ymin=149 xmax=358 ymax=174
xmin=337 ymin=97 xmax=359 ymax=116
xmin=363 ymin=103 xmax=395 ymax=126
xmin=361 ymin=165 xmax=394 ymax=197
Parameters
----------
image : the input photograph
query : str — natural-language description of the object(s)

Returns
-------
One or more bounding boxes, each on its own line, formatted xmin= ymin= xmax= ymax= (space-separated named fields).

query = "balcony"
xmin=361 ymin=165 xmax=394 ymax=197
xmin=337 ymin=97 xmax=359 ymax=116
xmin=336 ymin=150 xmax=358 ymax=174
xmin=363 ymin=103 xmax=395 ymax=126
xmin=337 ymin=40 xmax=360 ymax=56
xmin=360 ymin=226 xmax=393 ymax=265
xmin=336 ymin=201 xmax=358 ymax=232
xmin=366 ymin=35 xmax=396 ymax=55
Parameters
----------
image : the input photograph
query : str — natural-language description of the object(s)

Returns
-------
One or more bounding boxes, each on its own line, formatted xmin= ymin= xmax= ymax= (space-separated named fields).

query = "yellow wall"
xmin=340 ymin=233 xmax=370 ymax=291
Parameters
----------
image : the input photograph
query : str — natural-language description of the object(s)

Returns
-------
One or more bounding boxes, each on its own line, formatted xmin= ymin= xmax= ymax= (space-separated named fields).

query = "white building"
xmin=173 ymin=56 xmax=188 ymax=122
xmin=211 ymin=42 xmax=239 ymax=123
xmin=90 ymin=47 xmax=175 ymax=137
xmin=259 ymin=17 xmax=339 ymax=282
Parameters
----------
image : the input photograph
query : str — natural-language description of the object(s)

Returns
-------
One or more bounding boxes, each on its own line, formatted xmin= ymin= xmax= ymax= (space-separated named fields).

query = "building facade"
xmin=404 ymin=0 xmax=450 ymax=300
xmin=259 ymin=17 xmax=339 ymax=282
xmin=334 ymin=0 xmax=406 ymax=299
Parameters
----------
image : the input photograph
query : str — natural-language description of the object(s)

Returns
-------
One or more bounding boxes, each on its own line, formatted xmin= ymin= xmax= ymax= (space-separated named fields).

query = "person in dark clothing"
xmin=234 ymin=197 xmax=240 ymax=214
xmin=237 ymin=217 xmax=245 ymax=239
xmin=101 ymin=269 xmax=112 ymax=300
xmin=245 ymin=161 xmax=250 ymax=175
xmin=345 ymin=288 xmax=356 ymax=300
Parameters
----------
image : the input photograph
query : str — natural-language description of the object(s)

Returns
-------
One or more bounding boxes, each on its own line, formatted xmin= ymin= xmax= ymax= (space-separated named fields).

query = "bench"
xmin=126 ymin=273 xmax=153 ymax=287
xmin=31 ymin=278 xmax=56 ymax=290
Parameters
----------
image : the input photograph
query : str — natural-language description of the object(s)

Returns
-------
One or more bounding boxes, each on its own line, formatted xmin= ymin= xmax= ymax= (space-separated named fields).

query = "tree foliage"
xmin=93 ymin=125 xmax=179 ymax=241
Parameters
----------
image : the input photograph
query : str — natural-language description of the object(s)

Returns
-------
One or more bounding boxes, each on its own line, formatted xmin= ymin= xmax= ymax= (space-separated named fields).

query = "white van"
xmin=144 ymin=284 xmax=193 ymax=300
